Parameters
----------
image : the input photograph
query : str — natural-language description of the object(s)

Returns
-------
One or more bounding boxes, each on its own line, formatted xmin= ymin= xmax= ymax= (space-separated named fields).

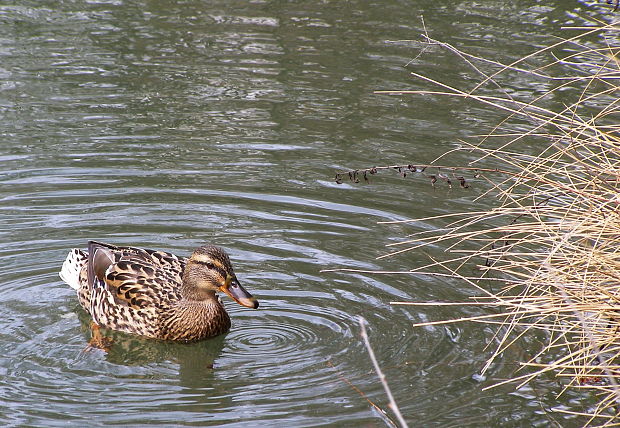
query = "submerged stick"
xmin=326 ymin=360 xmax=397 ymax=427
xmin=358 ymin=316 xmax=409 ymax=428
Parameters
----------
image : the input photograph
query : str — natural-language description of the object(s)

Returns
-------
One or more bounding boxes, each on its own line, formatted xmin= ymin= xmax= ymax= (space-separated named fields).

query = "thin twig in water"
xmin=325 ymin=360 xmax=398 ymax=428
xmin=358 ymin=316 xmax=409 ymax=428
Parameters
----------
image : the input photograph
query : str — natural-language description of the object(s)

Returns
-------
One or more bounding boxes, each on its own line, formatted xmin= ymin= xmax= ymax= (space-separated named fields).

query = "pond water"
xmin=0 ymin=1 xmax=615 ymax=426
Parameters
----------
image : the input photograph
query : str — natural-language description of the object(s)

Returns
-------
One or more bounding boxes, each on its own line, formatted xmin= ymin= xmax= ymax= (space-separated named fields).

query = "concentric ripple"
xmin=221 ymin=304 xmax=355 ymax=378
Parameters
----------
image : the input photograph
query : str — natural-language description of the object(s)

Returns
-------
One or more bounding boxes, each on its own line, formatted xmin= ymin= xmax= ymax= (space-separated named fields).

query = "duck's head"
xmin=183 ymin=245 xmax=259 ymax=309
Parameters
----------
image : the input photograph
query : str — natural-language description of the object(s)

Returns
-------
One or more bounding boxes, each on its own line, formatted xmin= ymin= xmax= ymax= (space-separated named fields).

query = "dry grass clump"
xmin=339 ymin=21 xmax=620 ymax=424
xmin=397 ymin=22 xmax=620 ymax=423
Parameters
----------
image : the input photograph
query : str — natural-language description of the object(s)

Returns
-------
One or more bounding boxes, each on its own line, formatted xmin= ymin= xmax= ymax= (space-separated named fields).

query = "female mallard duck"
xmin=59 ymin=241 xmax=258 ymax=342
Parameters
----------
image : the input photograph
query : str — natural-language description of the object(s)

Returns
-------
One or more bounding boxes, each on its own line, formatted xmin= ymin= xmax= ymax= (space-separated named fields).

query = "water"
xmin=0 ymin=1 xmax=614 ymax=426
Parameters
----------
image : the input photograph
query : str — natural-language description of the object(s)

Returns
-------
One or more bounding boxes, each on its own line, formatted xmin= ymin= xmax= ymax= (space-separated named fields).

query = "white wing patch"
xmin=59 ymin=248 xmax=87 ymax=290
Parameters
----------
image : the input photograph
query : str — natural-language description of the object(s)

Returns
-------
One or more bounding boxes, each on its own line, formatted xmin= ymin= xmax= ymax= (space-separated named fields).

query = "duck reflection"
xmin=76 ymin=309 xmax=227 ymax=385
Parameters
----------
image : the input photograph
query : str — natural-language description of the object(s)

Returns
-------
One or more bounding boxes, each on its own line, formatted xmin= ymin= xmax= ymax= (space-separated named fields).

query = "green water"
xmin=0 ymin=1 xmax=614 ymax=426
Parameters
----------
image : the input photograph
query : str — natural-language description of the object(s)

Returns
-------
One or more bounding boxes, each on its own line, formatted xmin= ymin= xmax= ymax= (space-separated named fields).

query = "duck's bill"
xmin=220 ymin=275 xmax=259 ymax=309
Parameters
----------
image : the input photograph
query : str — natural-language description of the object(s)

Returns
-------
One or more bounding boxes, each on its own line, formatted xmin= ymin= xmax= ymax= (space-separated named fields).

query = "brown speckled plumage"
xmin=60 ymin=241 xmax=258 ymax=342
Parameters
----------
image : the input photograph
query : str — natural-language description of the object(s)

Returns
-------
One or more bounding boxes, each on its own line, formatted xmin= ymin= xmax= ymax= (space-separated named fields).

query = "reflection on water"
xmin=0 ymin=0 xmax=614 ymax=426
xmin=74 ymin=310 xmax=225 ymax=369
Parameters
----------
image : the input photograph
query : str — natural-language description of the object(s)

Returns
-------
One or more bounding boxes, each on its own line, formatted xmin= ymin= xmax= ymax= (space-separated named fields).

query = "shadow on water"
xmin=75 ymin=309 xmax=225 ymax=377
xmin=74 ymin=308 xmax=247 ymax=423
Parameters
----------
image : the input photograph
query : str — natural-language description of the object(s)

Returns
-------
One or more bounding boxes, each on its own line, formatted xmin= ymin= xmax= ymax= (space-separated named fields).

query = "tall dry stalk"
xmin=336 ymin=21 xmax=620 ymax=424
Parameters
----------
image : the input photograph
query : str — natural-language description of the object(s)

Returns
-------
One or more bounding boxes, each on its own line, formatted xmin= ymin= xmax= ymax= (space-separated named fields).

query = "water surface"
xmin=0 ymin=1 xmax=614 ymax=426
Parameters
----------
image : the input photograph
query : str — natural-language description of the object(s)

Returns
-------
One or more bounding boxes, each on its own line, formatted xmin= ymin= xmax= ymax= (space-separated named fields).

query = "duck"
xmin=59 ymin=241 xmax=259 ymax=343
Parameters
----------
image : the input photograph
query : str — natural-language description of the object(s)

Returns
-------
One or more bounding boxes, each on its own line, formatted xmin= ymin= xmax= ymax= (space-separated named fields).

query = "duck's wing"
xmin=87 ymin=241 xmax=186 ymax=310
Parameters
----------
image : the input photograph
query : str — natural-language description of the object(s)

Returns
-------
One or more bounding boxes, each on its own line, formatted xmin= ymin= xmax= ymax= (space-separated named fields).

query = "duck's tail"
xmin=59 ymin=248 xmax=88 ymax=290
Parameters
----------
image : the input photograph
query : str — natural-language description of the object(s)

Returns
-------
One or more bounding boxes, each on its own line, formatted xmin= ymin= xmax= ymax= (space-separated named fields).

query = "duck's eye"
xmin=195 ymin=259 xmax=216 ymax=270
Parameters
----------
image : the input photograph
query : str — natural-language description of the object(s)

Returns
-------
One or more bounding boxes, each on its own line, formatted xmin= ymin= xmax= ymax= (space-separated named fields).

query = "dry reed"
xmin=339 ymin=20 xmax=620 ymax=424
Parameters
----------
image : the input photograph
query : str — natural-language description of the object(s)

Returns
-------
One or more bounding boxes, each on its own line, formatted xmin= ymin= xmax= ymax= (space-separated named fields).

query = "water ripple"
xmin=0 ymin=0 xmax=601 ymax=426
